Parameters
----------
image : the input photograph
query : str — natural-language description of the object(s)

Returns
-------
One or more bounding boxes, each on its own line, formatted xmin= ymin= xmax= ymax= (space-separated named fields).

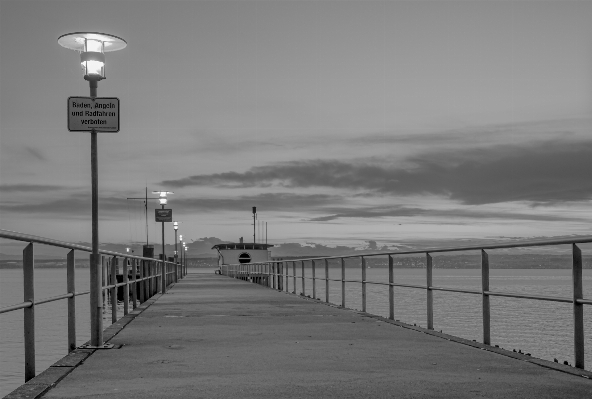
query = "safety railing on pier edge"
xmin=221 ymin=236 xmax=592 ymax=370
xmin=0 ymin=229 xmax=187 ymax=383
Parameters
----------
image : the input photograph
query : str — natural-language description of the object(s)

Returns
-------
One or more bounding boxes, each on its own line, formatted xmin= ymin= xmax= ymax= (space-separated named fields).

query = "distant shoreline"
xmin=1 ymin=254 xmax=590 ymax=270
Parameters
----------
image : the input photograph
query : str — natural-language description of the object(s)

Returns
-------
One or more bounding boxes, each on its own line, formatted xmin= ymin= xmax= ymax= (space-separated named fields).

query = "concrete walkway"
xmin=33 ymin=273 xmax=592 ymax=398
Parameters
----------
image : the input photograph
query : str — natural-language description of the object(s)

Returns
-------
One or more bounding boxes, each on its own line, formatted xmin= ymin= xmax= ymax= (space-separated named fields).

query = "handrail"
xmin=260 ymin=235 xmax=592 ymax=262
xmin=0 ymin=229 xmax=188 ymax=387
xmin=220 ymin=235 xmax=591 ymax=371
xmin=0 ymin=229 xmax=157 ymax=262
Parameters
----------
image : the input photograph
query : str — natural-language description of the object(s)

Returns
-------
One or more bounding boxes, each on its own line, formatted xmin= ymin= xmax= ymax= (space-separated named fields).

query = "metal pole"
xmin=482 ymin=250 xmax=491 ymax=345
xmin=174 ymin=229 xmax=178 ymax=282
xmin=573 ymin=244 xmax=584 ymax=369
xmin=325 ymin=258 xmax=329 ymax=303
xmin=341 ymin=257 xmax=345 ymax=308
xmin=23 ymin=243 xmax=35 ymax=381
xmin=426 ymin=253 xmax=433 ymax=330
xmin=361 ymin=256 xmax=366 ymax=312
xmin=89 ymin=79 xmax=103 ymax=347
xmin=388 ymin=255 xmax=394 ymax=320
xmin=161 ymin=204 xmax=166 ymax=294
xmin=67 ymin=249 xmax=76 ymax=352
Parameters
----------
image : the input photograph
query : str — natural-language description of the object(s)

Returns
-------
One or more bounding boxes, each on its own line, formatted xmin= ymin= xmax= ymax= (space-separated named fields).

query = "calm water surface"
xmin=2 ymin=267 xmax=592 ymax=396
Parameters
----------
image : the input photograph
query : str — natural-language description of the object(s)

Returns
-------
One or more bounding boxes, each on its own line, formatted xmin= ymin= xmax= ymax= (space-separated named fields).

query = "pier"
xmin=10 ymin=272 xmax=592 ymax=398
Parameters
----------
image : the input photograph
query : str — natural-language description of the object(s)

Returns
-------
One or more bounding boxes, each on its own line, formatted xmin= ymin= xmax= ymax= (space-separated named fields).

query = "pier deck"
xmin=32 ymin=273 xmax=592 ymax=398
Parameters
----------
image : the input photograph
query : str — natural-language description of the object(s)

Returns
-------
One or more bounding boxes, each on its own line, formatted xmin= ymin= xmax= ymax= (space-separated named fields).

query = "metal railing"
xmin=221 ymin=236 xmax=592 ymax=370
xmin=0 ymin=229 xmax=187 ymax=383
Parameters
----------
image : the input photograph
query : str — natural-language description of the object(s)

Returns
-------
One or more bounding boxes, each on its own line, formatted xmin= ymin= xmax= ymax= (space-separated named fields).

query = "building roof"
xmin=212 ymin=243 xmax=274 ymax=250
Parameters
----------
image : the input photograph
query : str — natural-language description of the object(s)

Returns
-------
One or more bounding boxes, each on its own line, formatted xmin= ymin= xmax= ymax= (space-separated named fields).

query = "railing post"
xmin=23 ymin=243 xmax=35 ymax=382
xmin=325 ymin=259 xmax=329 ymax=303
xmin=285 ymin=261 xmax=289 ymax=292
xmin=272 ymin=263 xmax=276 ymax=289
xmin=139 ymin=260 xmax=145 ymax=303
xmin=132 ymin=259 xmax=137 ymax=309
xmin=573 ymin=244 xmax=584 ymax=369
xmin=90 ymin=253 xmax=103 ymax=347
xmin=111 ymin=256 xmax=117 ymax=324
xmin=361 ymin=256 xmax=366 ymax=312
xmin=301 ymin=261 xmax=305 ymax=296
xmin=123 ymin=257 xmax=129 ymax=315
xmin=341 ymin=257 xmax=345 ymax=308
xmin=67 ymin=249 xmax=76 ymax=352
xmin=292 ymin=261 xmax=296 ymax=294
xmin=426 ymin=253 xmax=433 ymax=330
xmin=102 ymin=256 xmax=106 ymax=309
xmin=388 ymin=255 xmax=394 ymax=320
xmin=312 ymin=260 xmax=316 ymax=299
xmin=482 ymin=249 xmax=491 ymax=345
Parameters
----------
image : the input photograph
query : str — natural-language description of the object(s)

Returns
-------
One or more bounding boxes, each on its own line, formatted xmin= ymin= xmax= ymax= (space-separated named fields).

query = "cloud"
xmin=161 ymin=138 xmax=592 ymax=205
xmin=0 ymin=184 xmax=69 ymax=192
xmin=172 ymin=193 xmax=343 ymax=212
xmin=25 ymin=146 xmax=46 ymax=161
xmin=306 ymin=205 xmax=578 ymax=223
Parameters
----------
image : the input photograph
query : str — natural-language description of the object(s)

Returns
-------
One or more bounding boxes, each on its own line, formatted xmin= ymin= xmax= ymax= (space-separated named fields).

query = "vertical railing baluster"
xmin=23 ymin=243 xmax=35 ymax=382
xmin=388 ymin=255 xmax=394 ymax=320
xmin=111 ymin=256 xmax=117 ymax=323
xmin=426 ymin=253 xmax=433 ymax=330
xmin=67 ymin=249 xmax=76 ymax=352
xmin=325 ymin=259 xmax=329 ymax=303
xmin=285 ymin=261 xmax=289 ymax=292
xmin=341 ymin=258 xmax=345 ymax=308
xmin=361 ymin=256 xmax=366 ymax=312
xmin=301 ymin=261 xmax=305 ymax=296
xmin=139 ymin=260 xmax=145 ymax=303
xmin=573 ymin=244 xmax=584 ymax=369
xmin=102 ymin=256 xmax=106 ymax=309
xmin=312 ymin=260 xmax=316 ymax=299
xmin=482 ymin=249 xmax=491 ymax=345
xmin=123 ymin=257 xmax=129 ymax=315
xmin=132 ymin=259 xmax=137 ymax=309
xmin=292 ymin=261 xmax=296 ymax=294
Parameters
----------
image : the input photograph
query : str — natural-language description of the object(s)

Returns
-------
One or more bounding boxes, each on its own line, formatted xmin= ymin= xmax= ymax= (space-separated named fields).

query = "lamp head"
xmin=58 ymin=32 xmax=126 ymax=82
xmin=159 ymin=198 xmax=168 ymax=205
xmin=173 ymin=221 xmax=178 ymax=230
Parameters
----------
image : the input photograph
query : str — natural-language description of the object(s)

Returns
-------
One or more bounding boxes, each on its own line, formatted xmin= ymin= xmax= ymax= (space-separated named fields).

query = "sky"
xmin=1 ymin=0 xmax=592 ymax=257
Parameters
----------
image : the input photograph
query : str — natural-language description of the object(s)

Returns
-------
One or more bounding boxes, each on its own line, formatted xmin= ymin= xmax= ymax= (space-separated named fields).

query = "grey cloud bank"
xmin=162 ymin=138 xmax=592 ymax=205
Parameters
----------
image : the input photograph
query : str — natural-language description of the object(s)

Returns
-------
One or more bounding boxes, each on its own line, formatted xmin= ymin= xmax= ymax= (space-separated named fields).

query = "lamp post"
xmin=153 ymin=191 xmax=173 ymax=293
xmin=173 ymin=221 xmax=179 ymax=281
xmin=180 ymin=235 xmax=184 ymax=276
xmin=58 ymin=32 xmax=126 ymax=349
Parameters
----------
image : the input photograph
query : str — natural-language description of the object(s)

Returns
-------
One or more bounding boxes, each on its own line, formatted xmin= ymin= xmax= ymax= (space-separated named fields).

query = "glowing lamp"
xmin=173 ymin=221 xmax=179 ymax=230
xmin=58 ymin=32 xmax=126 ymax=82
xmin=159 ymin=198 xmax=168 ymax=205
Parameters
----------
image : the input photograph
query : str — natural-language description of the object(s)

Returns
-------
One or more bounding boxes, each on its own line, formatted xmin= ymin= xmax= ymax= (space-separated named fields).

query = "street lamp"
xmin=173 ymin=221 xmax=179 ymax=281
xmin=58 ymin=32 xmax=126 ymax=349
xmin=153 ymin=191 xmax=173 ymax=293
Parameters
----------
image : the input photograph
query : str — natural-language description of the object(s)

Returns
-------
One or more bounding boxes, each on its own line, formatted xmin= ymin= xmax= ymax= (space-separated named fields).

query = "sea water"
xmin=2 ymin=267 xmax=592 ymax=396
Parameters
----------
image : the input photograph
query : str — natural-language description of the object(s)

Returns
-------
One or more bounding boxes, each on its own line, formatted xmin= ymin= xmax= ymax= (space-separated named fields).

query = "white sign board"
xmin=68 ymin=97 xmax=120 ymax=132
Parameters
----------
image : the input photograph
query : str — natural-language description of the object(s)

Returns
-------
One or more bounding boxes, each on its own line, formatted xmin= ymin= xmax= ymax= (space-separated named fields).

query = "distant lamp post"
xmin=153 ymin=191 xmax=173 ymax=293
xmin=58 ymin=32 xmax=126 ymax=350
xmin=173 ymin=221 xmax=179 ymax=281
